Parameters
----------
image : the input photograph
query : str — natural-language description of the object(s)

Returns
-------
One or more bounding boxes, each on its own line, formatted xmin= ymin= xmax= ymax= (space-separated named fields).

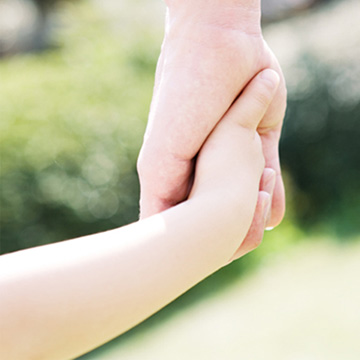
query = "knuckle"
xmin=136 ymin=151 xmax=146 ymax=176
xmin=136 ymin=148 xmax=155 ymax=179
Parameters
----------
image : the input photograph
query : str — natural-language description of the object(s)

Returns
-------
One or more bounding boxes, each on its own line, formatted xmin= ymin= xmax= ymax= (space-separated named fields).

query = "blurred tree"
xmin=280 ymin=55 xmax=360 ymax=236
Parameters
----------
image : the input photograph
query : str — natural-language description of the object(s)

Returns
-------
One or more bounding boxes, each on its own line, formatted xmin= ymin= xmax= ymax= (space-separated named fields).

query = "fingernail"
xmin=266 ymin=168 xmax=276 ymax=196
xmin=263 ymin=196 xmax=272 ymax=224
xmin=269 ymin=174 xmax=276 ymax=196
xmin=265 ymin=227 xmax=274 ymax=231
xmin=260 ymin=69 xmax=280 ymax=88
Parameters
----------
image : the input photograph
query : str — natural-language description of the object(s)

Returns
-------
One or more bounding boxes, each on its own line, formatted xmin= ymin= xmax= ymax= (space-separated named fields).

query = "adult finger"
xmin=258 ymin=64 xmax=287 ymax=227
xmin=137 ymin=147 xmax=194 ymax=219
xmin=260 ymin=130 xmax=286 ymax=228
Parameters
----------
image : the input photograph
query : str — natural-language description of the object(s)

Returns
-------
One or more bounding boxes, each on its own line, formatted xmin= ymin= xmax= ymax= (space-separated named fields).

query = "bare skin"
xmin=0 ymin=69 xmax=279 ymax=360
xmin=138 ymin=0 xmax=287 ymax=233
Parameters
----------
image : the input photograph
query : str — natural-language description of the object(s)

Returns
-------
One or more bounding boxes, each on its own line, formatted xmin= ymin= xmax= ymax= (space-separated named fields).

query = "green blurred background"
xmin=0 ymin=0 xmax=359 ymax=359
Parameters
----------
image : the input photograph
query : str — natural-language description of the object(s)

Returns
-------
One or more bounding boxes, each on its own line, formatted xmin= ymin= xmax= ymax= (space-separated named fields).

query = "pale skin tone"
xmin=0 ymin=70 xmax=280 ymax=360
xmin=137 ymin=0 xmax=287 ymax=230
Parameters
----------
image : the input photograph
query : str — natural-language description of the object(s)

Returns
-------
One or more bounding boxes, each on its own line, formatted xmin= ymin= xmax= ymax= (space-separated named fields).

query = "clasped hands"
xmin=137 ymin=0 xmax=287 ymax=258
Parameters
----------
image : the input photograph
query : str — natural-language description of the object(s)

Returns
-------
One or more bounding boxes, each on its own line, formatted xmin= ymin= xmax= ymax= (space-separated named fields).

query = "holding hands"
xmin=188 ymin=69 xmax=280 ymax=261
xmin=138 ymin=0 xmax=287 ymax=234
xmin=0 ymin=3 xmax=287 ymax=358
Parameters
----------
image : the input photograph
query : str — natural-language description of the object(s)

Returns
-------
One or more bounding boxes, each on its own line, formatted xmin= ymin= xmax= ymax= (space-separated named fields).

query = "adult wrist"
xmin=165 ymin=0 xmax=260 ymax=10
xmin=164 ymin=0 xmax=261 ymax=35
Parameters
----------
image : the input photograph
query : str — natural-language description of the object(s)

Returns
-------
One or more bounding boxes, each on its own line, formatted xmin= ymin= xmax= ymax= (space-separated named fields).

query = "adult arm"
xmin=137 ymin=0 xmax=287 ymax=225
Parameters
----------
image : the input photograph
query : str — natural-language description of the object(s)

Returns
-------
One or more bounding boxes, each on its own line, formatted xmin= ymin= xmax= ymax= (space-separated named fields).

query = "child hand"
xmin=189 ymin=69 xmax=280 ymax=260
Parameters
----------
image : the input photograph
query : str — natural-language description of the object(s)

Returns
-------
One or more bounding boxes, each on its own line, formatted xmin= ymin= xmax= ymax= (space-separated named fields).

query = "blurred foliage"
xmin=280 ymin=54 xmax=360 ymax=237
xmin=0 ymin=2 xmax=160 ymax=254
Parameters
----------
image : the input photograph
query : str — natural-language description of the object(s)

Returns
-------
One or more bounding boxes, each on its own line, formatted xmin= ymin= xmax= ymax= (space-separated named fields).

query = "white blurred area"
xmin=0 ymin=0 xmax=54 ymax=55
xmin=264 ymin=0 xmax=360 ymax=105
xmin=0 ymin=0 xmax=37 ymax=54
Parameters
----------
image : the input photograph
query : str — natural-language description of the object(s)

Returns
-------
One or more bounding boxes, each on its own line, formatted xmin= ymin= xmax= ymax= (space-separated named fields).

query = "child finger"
xmin=229 ymin=191 xmax=271 ymax=261
xmin=222 ymin=69 xmax=280 ymax=130
xmin=259 ymin=167 xmax=277 ymax=193
xmin=228 ymin=167 xmax=276 ymax=261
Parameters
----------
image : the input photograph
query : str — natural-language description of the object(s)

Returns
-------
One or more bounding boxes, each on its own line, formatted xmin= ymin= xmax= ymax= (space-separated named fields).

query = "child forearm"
xmin=0 ymin=188 xmax=254 ymax=360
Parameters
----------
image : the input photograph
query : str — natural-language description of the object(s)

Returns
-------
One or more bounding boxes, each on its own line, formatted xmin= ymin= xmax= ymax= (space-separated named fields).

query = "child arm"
xmin=0 ymin=70 xmax=279 ymax=360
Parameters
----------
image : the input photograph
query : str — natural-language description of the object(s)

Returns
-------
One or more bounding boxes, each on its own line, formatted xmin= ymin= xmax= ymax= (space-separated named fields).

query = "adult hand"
xmin=137 ymin=0 xmax=287 ymax=227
